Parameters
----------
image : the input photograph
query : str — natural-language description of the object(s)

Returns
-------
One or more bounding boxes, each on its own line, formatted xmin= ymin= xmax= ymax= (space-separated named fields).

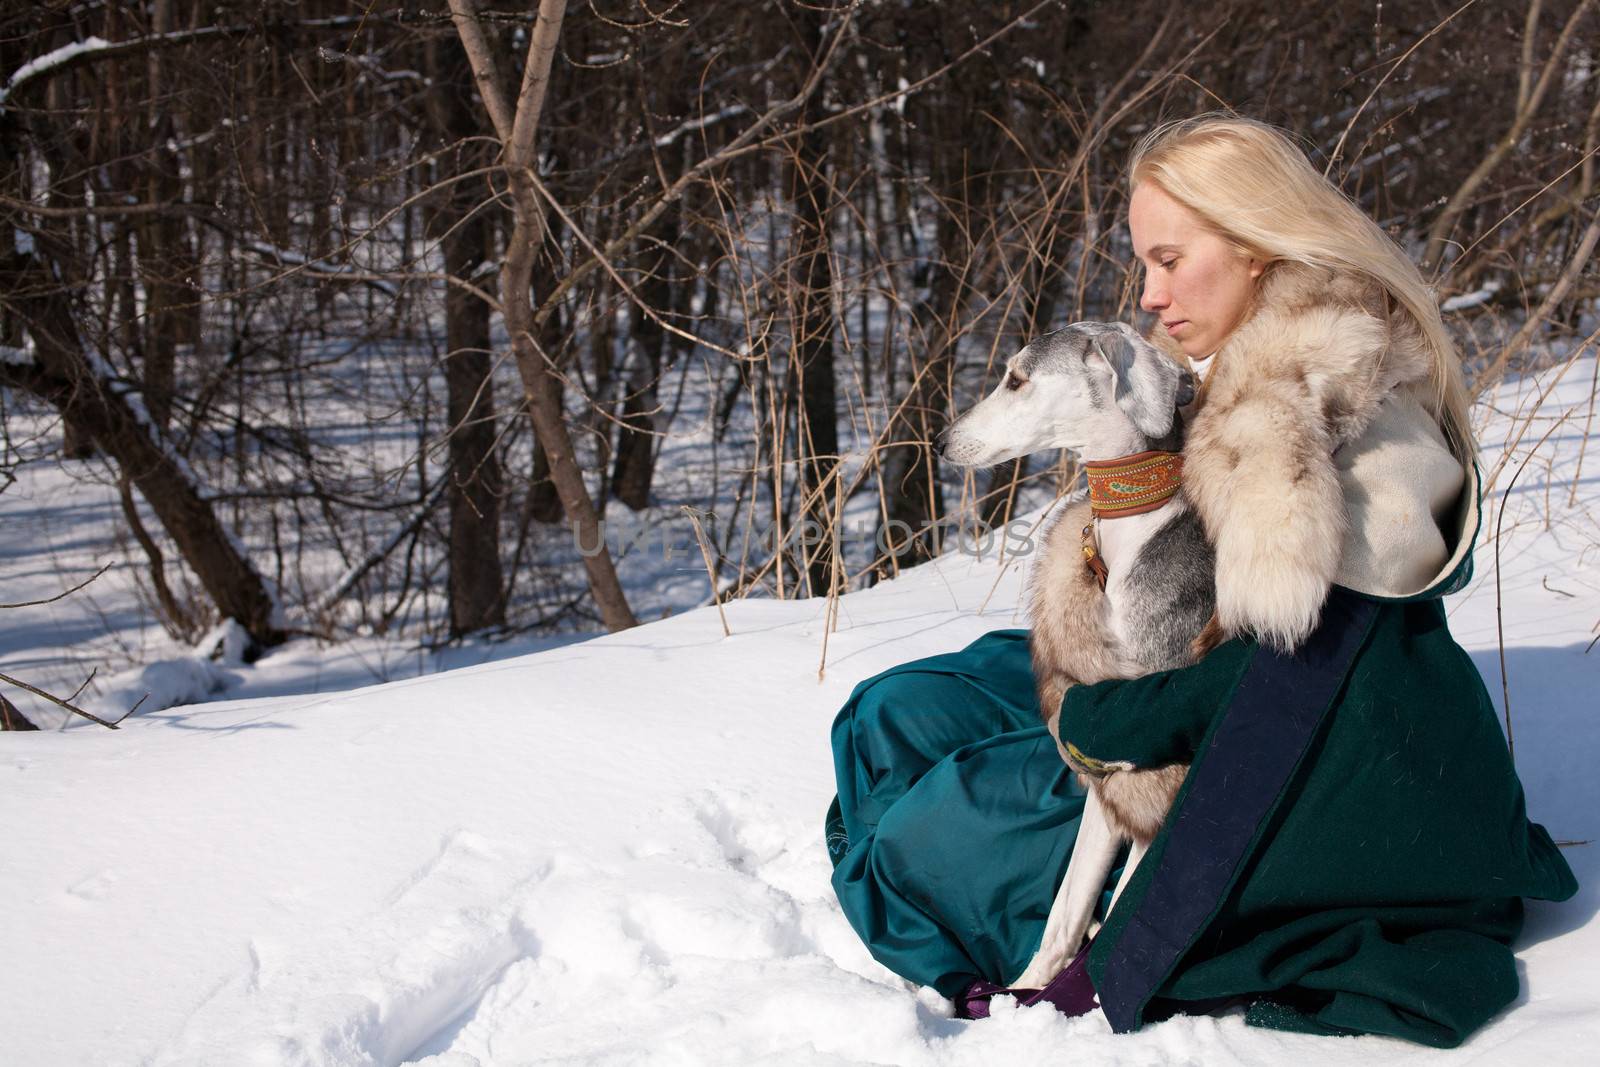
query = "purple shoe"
xmin=955 ymin=978 xmax=1030 ymax=1020
xmin=1017 ymin=939 xmax=1098 ymax=1016
xmin=954 ymin=939 xmax=1098 ymax=1020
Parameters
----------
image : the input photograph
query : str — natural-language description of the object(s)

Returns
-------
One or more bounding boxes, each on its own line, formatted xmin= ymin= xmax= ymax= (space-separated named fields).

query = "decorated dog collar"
xmin=1080 ymin=450 xmax=1185 ymax=591
xmin=1084 ymin=450 xmax=1184 ymax=519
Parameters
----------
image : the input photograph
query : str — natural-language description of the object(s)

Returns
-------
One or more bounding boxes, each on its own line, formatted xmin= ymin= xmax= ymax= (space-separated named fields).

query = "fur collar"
xmin=1161 ymin=261 xmax=1442 ymax=651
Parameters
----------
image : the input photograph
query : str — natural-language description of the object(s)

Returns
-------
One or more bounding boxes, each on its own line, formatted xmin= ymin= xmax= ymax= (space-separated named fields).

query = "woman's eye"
xmin=1160 ymin=259 xmax=1177 ymax=271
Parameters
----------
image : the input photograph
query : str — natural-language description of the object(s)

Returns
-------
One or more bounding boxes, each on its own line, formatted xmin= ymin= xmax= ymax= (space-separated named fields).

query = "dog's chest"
xmin=1093 ymin=513 xmax=1166 ymax=648
xmin=1095 ymin=504 xmax=1216 ymax=671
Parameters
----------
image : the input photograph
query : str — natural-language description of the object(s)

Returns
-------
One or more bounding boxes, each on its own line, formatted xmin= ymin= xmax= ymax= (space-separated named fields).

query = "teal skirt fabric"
xmin=826 ymin=627 xmax=1115 ymax=997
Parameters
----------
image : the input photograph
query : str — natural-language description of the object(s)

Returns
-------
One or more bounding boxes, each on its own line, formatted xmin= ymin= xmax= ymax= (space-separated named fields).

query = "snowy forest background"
xmin=3 ymin=0 xmax=1599 ymax=728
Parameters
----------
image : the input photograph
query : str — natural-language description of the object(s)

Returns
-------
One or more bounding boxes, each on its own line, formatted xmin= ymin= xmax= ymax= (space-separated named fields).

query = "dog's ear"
xmin=1093 ymin=331 xmax=1180 ymax=438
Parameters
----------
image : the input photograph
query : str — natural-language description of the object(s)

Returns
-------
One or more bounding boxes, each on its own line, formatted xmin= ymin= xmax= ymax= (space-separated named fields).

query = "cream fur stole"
xmin=1178 ymin=262 xmax=1439 ymax=650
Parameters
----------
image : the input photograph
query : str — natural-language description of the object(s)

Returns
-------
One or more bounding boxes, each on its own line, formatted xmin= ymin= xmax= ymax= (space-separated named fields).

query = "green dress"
xmin=826 ymin=480 xmax=1576 ymax=1048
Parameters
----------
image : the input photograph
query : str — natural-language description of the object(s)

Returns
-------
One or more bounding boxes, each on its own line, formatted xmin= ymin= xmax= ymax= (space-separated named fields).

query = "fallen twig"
xmin=0 ymin=669 xmax=119 ymax=729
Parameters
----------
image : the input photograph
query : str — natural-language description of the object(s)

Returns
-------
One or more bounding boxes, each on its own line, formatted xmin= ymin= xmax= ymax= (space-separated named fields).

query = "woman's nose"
xmin=1140 ymin=275 xmax=1169 ymax=313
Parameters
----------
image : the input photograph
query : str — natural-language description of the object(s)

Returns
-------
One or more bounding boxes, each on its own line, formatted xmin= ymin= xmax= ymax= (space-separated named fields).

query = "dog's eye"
xmin=1004 ymin=371 xmax=1026 ymax=391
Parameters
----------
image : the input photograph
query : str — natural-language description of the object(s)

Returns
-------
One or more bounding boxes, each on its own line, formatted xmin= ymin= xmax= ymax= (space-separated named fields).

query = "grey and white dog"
xmin=942 ymin=321 xmax=1217 ymax=989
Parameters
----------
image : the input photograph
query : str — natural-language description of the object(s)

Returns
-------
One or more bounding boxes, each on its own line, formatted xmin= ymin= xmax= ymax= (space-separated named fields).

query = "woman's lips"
xmin=1164 ymin=320 xmax=1188 ymax=336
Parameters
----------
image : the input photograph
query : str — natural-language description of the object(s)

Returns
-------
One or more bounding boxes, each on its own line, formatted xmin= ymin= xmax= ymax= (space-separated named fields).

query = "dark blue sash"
xmin=1096 ymin=588 xmax=1379 ymax=1031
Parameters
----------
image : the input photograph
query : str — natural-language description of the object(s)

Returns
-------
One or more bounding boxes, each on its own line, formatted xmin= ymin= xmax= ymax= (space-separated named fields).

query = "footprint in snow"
xmin=151 ymin=830 xmax=550 ymax=1067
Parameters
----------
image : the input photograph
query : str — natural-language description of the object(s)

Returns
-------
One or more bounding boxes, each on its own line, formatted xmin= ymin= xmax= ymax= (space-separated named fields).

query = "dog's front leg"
xmin=1011 ymin=788 xmax=1121 ymax=988
xmin=1107 ymin=836 xmax=1149 ymax=914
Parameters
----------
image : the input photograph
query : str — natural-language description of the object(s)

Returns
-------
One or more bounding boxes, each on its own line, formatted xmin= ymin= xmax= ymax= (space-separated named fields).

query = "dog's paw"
xmin=1010 ymin=934 xmax=1082 ymax=990
xmin=1010 ymin=953 xmax=1063 ymax=990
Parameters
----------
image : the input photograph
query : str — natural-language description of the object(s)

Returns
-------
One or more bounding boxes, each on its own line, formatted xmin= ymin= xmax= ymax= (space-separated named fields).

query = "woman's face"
xmin=1128 ymin=182 xmax=1264 ymax=358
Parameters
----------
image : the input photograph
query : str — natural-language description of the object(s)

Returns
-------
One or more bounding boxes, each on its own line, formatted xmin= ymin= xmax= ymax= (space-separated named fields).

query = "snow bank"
xmin=84 ymin=655 xmax=234 ymax=720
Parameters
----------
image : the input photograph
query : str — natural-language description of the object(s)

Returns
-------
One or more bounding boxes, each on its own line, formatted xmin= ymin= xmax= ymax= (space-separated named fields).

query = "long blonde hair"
xmin=1128 ymin=114 xmax=1474 ymax=456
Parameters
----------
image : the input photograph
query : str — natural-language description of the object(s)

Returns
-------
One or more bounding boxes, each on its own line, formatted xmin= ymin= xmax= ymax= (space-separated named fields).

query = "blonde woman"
xmin=824 ymin=115 xmax=1576 ymax=1047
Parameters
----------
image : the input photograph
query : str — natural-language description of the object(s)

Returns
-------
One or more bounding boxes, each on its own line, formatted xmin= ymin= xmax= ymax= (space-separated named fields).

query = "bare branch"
xmin=0 ymin=562 xmax=112 ymax=609
xmin=1422 ymin=0 xmax=1597 ymax=272
xmin=1325 ymin=0 xmax=1480 ymax=178
xmin=505 ymin=0 xmax=570 ymax=166
xmin=447 ymin=0 xmax=517 ymax=143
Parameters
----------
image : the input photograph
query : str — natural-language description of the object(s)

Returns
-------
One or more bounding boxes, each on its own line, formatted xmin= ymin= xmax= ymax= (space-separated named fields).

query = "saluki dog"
xmin=942 ymin=321 xmax=1217 ymax=990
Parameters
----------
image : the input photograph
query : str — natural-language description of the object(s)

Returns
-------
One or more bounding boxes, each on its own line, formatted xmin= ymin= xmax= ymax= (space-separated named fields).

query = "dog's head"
xmin=941 ymin=321 xmax=1196 ymax=467
xmin=940 ymin=323 xmax=1196 ymax=470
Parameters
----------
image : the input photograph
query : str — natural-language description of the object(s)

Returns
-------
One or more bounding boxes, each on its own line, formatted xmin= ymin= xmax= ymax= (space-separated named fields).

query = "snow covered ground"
xmin=3 ymin=353 xmax=1598 ymax=1065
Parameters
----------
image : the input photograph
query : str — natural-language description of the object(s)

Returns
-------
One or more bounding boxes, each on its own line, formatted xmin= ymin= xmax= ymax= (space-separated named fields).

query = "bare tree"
xmin=450 ymin=0 xmax=639 ymax=632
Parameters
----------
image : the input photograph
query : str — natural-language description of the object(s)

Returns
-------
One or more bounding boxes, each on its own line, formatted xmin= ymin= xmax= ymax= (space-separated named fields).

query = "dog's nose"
xmin=934 ymin=427 xmax=950 ymax=453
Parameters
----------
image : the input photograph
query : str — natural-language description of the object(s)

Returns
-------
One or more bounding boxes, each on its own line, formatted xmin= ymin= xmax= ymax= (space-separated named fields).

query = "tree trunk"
xmin=877 ymin=213 xmax=963 ymax=568
xmin=526 ymin=236 xmax=569 ymax=525
xmin=610 ymin=216 xmax=676 ymax=512
xmin=135 ymin=0 xmax=180 ymax=432
xmin=427 ymin=38 xmax=507 ymax=636
xmin=528 ymin=434 xmax=564 ymax=523
xmin=0 ymin=692 xmax=39 ymax=731
xmin=786 ymin=18 xmax=839 ymax=597
xmin=612 ymin=74 xmax=694 ymax=514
